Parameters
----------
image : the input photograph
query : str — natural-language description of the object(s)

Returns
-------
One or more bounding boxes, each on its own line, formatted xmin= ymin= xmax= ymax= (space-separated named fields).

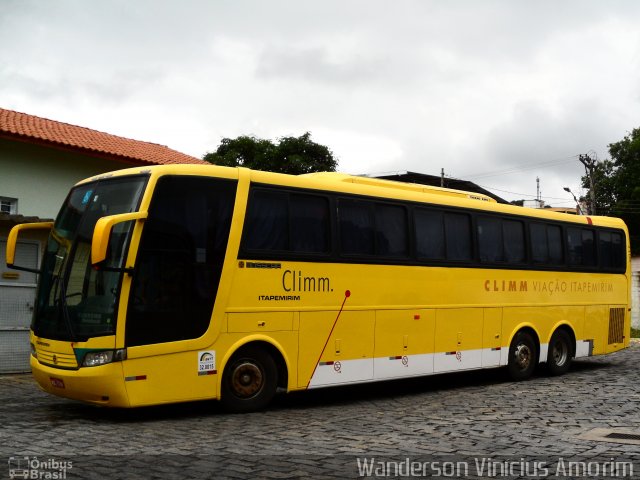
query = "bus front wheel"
xmin=546 ymin=329 xmax=573 ymax=376
xmin=507 ymin=331 xmax=537 ymax=381
xmin=221 ymin=346 xmax=278 ymax=413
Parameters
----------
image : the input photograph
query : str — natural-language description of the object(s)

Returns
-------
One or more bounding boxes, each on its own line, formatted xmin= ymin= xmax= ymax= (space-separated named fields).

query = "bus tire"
xmin=221 ymin=346 xmax=278 ymax=413
xmin=547 ymin=329 xmax=573 ymax=376
xmin=507 ymin=330 xmax=537 ymax=381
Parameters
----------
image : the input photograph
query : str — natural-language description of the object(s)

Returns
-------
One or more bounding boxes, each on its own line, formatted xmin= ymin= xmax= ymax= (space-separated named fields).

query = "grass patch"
xmin=632 ymin=327 xmax=640 ymax=339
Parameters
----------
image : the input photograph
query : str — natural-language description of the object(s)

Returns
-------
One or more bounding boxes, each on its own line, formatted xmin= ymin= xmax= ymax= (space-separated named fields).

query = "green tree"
xmin=582 ymin=128 xmax=640 ymax=253
xmin=203 ymin=132 xmax=337 ymax=174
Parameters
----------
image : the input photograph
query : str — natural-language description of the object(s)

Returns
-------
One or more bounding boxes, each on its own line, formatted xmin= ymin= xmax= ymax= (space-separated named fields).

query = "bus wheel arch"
xmin=220 ymin=341 xmax=288 ymax=413
xmin=546 ymin=326 xmax=575 ymax=376
xmin=507 ymin=327 xmax=539 ymax=381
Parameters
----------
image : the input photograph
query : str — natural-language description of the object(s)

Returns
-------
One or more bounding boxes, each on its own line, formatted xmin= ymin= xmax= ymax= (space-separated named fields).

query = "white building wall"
xmin=0 ymin=139 xmax=128 ymax=219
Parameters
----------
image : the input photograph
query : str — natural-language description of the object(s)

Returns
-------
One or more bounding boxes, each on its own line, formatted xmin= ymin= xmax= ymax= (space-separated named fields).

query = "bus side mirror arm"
xmin=91 ymin=211 xmax=148 ymax=266
xmin=6 ymin=222 xmax=54 ymax=273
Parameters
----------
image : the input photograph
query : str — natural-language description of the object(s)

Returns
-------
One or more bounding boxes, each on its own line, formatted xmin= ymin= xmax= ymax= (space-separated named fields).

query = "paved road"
xmin=1 ymin=345 xmax=639 ymax=479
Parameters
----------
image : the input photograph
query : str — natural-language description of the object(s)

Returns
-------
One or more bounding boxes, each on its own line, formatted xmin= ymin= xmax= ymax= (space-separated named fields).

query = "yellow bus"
xmin=6 ymin=165 xmax=631 ymax=412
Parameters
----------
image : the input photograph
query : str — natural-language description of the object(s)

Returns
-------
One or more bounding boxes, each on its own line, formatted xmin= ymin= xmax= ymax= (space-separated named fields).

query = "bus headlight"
xmin=30 ymin=343 xmax=37 ymax=359
xmin=82 ymin=349 xmax=127 ymax=367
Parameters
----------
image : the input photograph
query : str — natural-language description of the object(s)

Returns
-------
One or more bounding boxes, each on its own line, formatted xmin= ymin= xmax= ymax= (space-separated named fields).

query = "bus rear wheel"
xmin=221 ymin=346 xmax=277 ymax=413
xmin=507 ymin=331 xmax=537 ymax=381
xmin=547 ymin=329 xmax=573 ymax=376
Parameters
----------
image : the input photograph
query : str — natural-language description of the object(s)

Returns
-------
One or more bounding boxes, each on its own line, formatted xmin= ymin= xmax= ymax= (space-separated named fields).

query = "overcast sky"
xmin=2 ymin=0 xmax=640 ymax=205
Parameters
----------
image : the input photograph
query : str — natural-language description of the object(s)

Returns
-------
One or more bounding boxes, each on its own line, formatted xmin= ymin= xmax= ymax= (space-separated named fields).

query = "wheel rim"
xmin=230 ymin=361 xmax=264 ymax=399
xmin=552 ymin=340 xmax=569 ymax=367
xmin=514 ymin=343 xmax=532 ymax=371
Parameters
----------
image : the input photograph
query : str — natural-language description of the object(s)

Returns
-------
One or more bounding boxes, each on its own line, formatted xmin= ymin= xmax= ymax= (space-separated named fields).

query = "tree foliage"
xmin=203 ymin=132 xmax=337 ymax=175
xmin=582 ymin=128 xmax=640 ymax=254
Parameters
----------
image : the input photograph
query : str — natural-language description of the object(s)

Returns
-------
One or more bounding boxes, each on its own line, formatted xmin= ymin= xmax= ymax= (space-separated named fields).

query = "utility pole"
xmin=536 ymin=176 xmax=541 ymax=208
xmin=579 ymin=153 xmax=597 ymax=215
xmin=440 ymin=168 xmax=444 ymax=187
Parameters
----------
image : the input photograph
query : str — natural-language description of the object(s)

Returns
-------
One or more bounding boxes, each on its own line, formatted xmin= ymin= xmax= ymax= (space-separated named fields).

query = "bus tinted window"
xmin=600 ymin=231 xmax=625 ymax=270
xmin=375 ymin=204 xmax=408 ymax=257
xmin=445 ymin=212 xmax=472 ymax=261
xmin=531 ymin=223 xmax=563 ymax=265
xmin=478 ymin=216 xmax=503 ymax=262
xmin=339 ymin=199 xmax=374 ymax=255
xmin=547 ymin=225 xmax=563 ymax=264
xmin=504 ymin=220 xmax=525 ymax=263
xmin=567 ymin=227 xmax=596 ymax=267
xmin=127 ymin=176 xmax=236 ymax=347
xmin=530 ymin=223 xmax=548 ymax=263
xmin=291 ymin=194 xmax=330 ymax=253
xmin=244 ymin=190 xmax=288 ymax=251
xmin=415 ymin=209 xmax=445 ymax=260
xmin=244 ymin=190 xmax=330 ymax=254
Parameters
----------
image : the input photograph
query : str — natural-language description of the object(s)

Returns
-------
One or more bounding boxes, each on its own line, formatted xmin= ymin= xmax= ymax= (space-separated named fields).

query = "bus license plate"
xmin=50 ymin=377 xmax=65 ymax=389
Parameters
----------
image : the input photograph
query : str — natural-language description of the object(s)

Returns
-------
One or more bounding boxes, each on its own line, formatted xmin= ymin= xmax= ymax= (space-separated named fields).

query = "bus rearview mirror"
xmin=6 ymin=222 xmax=54 ymax=274
xmin=92 ymin=211 xmax=148 ymax=266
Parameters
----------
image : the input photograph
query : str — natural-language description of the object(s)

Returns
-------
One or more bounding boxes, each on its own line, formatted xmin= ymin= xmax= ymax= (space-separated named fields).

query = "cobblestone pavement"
xmin=1 ymin=345 xmax=639 ymax=479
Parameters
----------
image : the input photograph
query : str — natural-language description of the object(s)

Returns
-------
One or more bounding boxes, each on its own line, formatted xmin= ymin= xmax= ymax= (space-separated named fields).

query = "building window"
xmin=0 ymin=197 xmax=17 ymax=214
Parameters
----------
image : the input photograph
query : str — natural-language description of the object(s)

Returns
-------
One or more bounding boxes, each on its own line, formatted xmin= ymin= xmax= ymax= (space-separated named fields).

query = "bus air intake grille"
xmin=608 ymin=307 xmax=625 ymax=344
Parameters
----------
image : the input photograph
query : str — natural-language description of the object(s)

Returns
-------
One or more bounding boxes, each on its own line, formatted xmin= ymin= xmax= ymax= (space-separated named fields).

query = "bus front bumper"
xmin=31 ymin=355 xmax=130 ymax=407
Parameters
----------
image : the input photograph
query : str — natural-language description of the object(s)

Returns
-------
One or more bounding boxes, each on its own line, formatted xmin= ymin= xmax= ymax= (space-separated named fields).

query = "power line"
xmin=472 ymin=183 xmax=575 ymax=203
xmin=463 ymin=155 xmax=579 ymax=180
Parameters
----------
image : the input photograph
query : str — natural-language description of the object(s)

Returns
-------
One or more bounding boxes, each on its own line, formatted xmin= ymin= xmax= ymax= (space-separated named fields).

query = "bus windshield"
xmin=32 ymin=175 xmax=147 ymax=341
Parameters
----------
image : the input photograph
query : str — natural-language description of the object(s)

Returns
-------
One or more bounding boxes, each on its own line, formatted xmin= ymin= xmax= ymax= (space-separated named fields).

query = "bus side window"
xmin=415 ymin=209 xmax=445 ymax=260
xmin=567 ymin=227 xmax=596 ymax=267
xmin=339 ymin=199 xmax=374 ymax=255
xmin=444 ymin=212 xmax=472 ymax=261
xmin=530 ymin=223 xmax=548 ymax=263
xmin=599 ymin=230 xmax=625 ymax=270
xmin=375 ymin=203 xmax=408 ymax=257
xmin=290 ymin=194 xmax=330 ymax=253
xmin=531 ymin=223 xmax=564 ymax=266
xmin=477 ymin=216 xmax=503 ymax=263
xmin=503 ymin=219 xmax=525 ymax=263
xmin=547 ymin=225 xmax=563 ymax=265
xmin=244 ymin=190 xmax=288 ymax=251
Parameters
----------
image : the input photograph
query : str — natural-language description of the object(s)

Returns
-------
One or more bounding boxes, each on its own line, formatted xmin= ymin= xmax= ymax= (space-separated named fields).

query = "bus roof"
xmin=81 ymin=164 xmax=628 ymax=232
xmin=301 ymin=172 xmax=497 ymax=203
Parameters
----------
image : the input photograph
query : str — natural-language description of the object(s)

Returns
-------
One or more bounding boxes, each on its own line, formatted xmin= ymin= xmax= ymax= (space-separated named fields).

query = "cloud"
xmin=2 ymin=0 xmax=640 ymax=205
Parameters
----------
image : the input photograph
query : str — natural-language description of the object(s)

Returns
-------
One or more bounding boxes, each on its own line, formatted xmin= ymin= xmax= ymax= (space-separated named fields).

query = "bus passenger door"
xmin=121 ymin=176 xmax=237 ymax=406
xmin=299 ymin=310 xmax=375 ymax=388
xmin=373 ymin=309 xmax=435 ymax=380
xmin=433 ymin=308 xmax=483 ymax=373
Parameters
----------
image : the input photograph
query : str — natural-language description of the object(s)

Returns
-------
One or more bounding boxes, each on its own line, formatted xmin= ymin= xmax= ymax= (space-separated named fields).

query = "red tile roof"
xmin=0 ymin=107 xmax=207 ymax=166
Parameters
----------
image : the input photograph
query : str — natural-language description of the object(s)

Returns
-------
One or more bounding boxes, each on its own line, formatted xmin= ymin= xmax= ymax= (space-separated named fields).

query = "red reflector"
xmin=50 ymin=377 xmax=65 ymax=389
xmin=125 ymin=375 xmax=147 ymax=382
xmin=586 ymin=216 xmax=593 ymax=225
xmin=414 ymin=314 xmax=420 ymax=320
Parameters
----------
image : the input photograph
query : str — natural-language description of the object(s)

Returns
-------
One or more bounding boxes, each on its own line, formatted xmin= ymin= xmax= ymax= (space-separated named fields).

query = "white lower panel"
xmin=538 ymin=343 xmax=549 ymax=364
xmin=500 ymin=348 xmax=510 ymax=366
xmin=574 ymin=339 xmax=593 ymax=358
xmin=482 ymin=347 xmax=502 ymax=367
xmin=373 ymin=353 xmax=434 ymax=380
xmin=309 ymin=336 xmax=590 ymax=388
xmin=434 ymin=348 xmax=483 ymax=373
xmin=308 ymin=358 xmax=373 ymax=388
